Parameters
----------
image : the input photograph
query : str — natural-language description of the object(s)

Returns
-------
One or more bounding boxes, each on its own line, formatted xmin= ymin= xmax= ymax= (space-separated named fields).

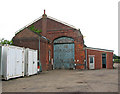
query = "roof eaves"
xmin=15 ymin=16 xmax=42 ymax=35
xmin=15 ymin=15 xmax=79 ymax=36
xmin=84 ymin=47 xmax=114 ymax=52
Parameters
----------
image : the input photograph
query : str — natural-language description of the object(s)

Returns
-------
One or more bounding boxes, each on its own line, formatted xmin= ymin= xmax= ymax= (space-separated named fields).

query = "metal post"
xmin=39 ymin=37 xmax=42 ymax=72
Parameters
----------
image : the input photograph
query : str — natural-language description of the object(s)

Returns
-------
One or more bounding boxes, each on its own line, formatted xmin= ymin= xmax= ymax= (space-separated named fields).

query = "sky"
xmin=0 ymin=0 xmax=119 ymax=55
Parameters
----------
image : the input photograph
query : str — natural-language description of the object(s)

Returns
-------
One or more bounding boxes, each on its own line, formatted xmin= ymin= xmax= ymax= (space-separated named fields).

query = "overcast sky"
xmin=0 ymin=0 xmax=118 ymax=55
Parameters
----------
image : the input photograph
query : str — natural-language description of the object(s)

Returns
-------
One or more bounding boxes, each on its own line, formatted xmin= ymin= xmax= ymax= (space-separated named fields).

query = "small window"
xmin=102 ymin=53 xmax=106 ymax=58
xmin=90 ymin=57 xmax=93 ymax=63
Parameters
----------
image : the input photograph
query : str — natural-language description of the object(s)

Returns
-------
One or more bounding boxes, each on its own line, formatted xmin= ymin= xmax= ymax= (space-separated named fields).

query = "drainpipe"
xmin=85 ymin=48 xmax=87 ymax=69
xmin=28 ymin=29 xmax=51 ymax=72
xmin=39 ymin=37 xmax=42 ymax=72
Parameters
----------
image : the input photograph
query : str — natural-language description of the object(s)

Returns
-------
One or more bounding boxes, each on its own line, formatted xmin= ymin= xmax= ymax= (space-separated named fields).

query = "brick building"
xmin=13 ymin=11 xmax=113 ymax=71
xmin=84 ymin=47 xmax=113 ymax=69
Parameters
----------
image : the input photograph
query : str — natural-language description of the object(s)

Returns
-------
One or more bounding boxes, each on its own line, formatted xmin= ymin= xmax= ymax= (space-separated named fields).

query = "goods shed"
xmin=12 ymin=10 xmax=113 ymax=71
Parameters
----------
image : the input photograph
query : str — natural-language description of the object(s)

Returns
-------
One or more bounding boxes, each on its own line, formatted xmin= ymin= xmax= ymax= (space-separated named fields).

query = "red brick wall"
xmin=47 ymin=18 xmax=73 ymax=30
xmin=46 ymin=30 xmax=85 ymax=69
xmin=13 ymin=15 xmax=113 ymax=71
xmin=13 ymin=15 xmax=85 ymax=70
xmin=86 ymin=49 xmax=113 ymax=69
xmin=106 ymin=52 xmax=113 ymax=69
xmin=13 ymin=28 xmax=50 ymax=71
xmin=28 ymin=19 xmax=42 ymax=32
xmin=32 ymin=16 xmax=85 ymax=69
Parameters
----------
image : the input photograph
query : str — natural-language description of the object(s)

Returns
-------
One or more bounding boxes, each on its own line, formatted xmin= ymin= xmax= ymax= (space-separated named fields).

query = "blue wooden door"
xmin=54 ymin=43 xmax=74 ymax=69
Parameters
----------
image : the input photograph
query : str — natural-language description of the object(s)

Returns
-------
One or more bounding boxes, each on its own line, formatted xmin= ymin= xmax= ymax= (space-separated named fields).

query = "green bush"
xmin=0 ymin=39 xmax=13 ymax=45
xmin=113 ymin=59 xmax=120 ymax=63
xmin=29 ymin=25 xmax=42 ymax=33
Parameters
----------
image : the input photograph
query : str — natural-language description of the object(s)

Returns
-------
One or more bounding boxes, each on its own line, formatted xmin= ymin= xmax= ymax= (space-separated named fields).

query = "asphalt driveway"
xmin=2 ymin=68 xmax=118 ymax=92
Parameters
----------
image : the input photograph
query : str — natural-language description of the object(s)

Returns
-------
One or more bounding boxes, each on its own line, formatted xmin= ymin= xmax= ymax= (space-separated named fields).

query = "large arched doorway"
xmin=53 ymin=37 xmax=75 ymax=69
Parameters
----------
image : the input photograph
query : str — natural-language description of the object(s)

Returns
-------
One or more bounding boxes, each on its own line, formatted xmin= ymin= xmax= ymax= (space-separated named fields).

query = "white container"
xmin=1 ymin=45 xmax=25 ymax=80
xmin=0 ymin=46 xmax=2 ymax=76
xmin=25 ymin=48 xmax=38 ymax=76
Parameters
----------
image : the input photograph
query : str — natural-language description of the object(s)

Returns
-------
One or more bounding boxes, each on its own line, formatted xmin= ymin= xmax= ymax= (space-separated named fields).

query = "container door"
xmin=0 ymin=46 xmax=2 ymax=76
xmin=22 ymin=49 xmax=24 ymax=76
xmin=7 ymin=47 xmax=16 ymax=78
xmin=28 ymin=50 xmax=33 ymax=75
xmin=15 ymin=48 xmax=23 ymax=76
xmin=32 ymin=51 xmax=37 ymax=74
xmin=89 ymin=56 xmax=95 ymax=69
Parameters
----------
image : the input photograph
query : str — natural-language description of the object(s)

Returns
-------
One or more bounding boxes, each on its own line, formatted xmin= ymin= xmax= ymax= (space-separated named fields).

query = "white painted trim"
xmin=88 ymin=55 xmax=95 ymax=57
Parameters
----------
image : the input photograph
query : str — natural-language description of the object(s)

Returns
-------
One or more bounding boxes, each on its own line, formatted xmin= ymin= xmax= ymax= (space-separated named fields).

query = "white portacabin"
xmin=1 ymin=45 xmax=25 ymax=80
xmin=25 ymin=48 xmax=38 ymax=76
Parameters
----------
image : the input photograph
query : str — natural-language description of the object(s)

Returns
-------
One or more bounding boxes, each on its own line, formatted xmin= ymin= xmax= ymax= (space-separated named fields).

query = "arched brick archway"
xmin=46 ymin=30 xmax=85 ymax=69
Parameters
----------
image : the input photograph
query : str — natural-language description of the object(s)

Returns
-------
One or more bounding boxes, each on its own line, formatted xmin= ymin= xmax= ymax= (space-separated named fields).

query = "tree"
xmin=0 ymin=38 xmax=13 ymax=45
xmin=113 ymin=54 xmax=120 ymax=63
xmin=113 ymin=54 xmax=120 ymax=59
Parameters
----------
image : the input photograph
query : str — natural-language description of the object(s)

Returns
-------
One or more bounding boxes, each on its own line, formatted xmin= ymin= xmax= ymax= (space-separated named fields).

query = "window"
xmin=102 ymin=53 xmax=106 ymax=58
xmin=90 ymin=57 xmax=93 ymax=63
